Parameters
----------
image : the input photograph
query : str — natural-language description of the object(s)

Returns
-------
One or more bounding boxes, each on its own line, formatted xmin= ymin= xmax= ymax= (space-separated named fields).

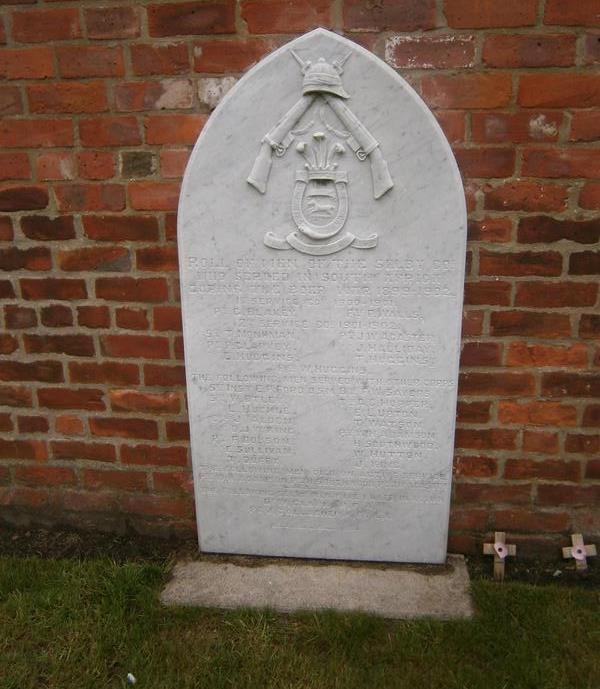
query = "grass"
xmin=0 ymin=556 xmax=598 ymax=689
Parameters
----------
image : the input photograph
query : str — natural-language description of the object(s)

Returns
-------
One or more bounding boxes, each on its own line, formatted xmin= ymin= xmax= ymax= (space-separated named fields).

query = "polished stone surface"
xmin=178 ymin=28 xmax=467 ymax=563
xmin=161 ymin=555 xmax=473 ymax=619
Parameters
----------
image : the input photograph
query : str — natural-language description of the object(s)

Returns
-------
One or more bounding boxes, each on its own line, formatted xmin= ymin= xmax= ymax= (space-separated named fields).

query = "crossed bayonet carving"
xmin=247 ymin=50 xmax=394 ymax=256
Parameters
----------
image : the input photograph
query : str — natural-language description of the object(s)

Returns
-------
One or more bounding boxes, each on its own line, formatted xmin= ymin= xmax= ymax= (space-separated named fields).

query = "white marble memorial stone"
xmin=178 ymin=28 xmax=467 ymax=564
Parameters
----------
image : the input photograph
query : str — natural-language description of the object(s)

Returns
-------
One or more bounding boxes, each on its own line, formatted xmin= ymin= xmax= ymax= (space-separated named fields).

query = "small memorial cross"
xmin=562 ymin=534 xmax=597 ymax=571
xmin=483 ymin=531 xmax=516 ymax=581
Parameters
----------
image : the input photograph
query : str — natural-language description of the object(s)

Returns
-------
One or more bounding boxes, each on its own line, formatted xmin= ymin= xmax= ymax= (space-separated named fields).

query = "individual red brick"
xmin=15 ymin=466 xmax=76 ymax=488
xmin=585 ymin=32 xmax=600 ymax=64
xmin=17 ymin=416 xmax=47 ymax=434
xmin=343 ymin=0 xmax=434 ymax=31
xmin=77 ymin=151 xmax=116 ymax=181
xmin=96 ymin=277 xmax=168 ymax=303
xmin=193 ymin=38 xmax=274 ymax=72
xmin=144 ymin=364 xmax=186 ymax=386
xmin=583 ymin=405 xmax=600 ymax=427
xmin=101 ymin=334 xmax=170 ymax=359
xmin=28 ymin=82 xmax=108 ymax=114
xmin=54 ymin=184 xmax=125 ymax=212
xmin=537 ymin=485 xmax=600 ymax=507
xmin=24 ymin=334 xmax=95 ymax=357
xmin=0 ymin=217 xmax=12 ymax=241
xmin=129 ymin=181 xmax=181 ymax=211
xmin=454 ymin=148 xmax=515 ymax=178
xmin=165 ymin=214 xmax=177 ymax=241
xmin=160 ymin=149 xmax=191 ymax=178
xmin=41 ymin=305 xmax=73 ymax=328
xmin=385 ymin=34 xmax=474 ymax=69
xmin=506 ymin=343 xmax=588 ymax=368
xmin=483 ymin=34 xmax=575 ymax=67
xmin=0 ymin=385 xmax=32 ymax=408
xmin=515 ymin=282 xmax=598 ymax=309
xmin=490 ymin=311 xmax=571 ymax=339
xmin=57 ymin=46 xmax=124 ymax=79
xmin=90 ymin=417 xmax=158 ymax=440
xmin=0 ymin=334 xmax=17 ymax=354
xmin=0 ymin=247 xmax=50 ymax=271
xmin=0 ymin=185 xmax=48 ymax=211
xmin=544 ymin=1 xmax=600 ymax=27
xmin=0 ymin=281 xmax=14 ymax=299
xmin=20 ymin=278 xmax=87 ymax=301
xmin=461 ymin=310 xmax=484 ymax=337
xmin=449 ymin=508 xmax=489 ymax=530
xmin=580 ymin=314 xmax=600 ymax=339
xmin=145 ymin=114 xmax=205 ymax=145
xmin=460 ymin=342 xmax=503 ymax=367
xmin=173 ymin=336 xmax=184 ymax=360
xmin=59 ymin=247 xmax=130 ymax=273
xmin=471 ymin=112 xmax=561 ymax=144
xmin=21 ymin=216 xmax=75 ymax=241
xmin=522 ymin=430 xmax=559 ymax=454
xmin=454 ymin=483 xmax=531 ymax=505
xmin=579 ymin=182 xmax=600 ymax=210
xmin=499 ymin=401 xmax=578 ymax=427
xmin=493 ymin=509 xmax=570 ymax=533
xmin=586 ymin=460 xmax=600 ymax=479
xmin=0 ymin=85 xmax=22 ymax=115
xmin=131 ymin=43 xmax=190 ymax=75
xmin=0 ymin=47 xmax=54 ymax=80
xmin=456 ymin=401 xmax=491 ymax=424
xmin=570 ymin=251 xmax=600 ymax=275
xmin=12 ymin=7 xmax=81 ymax=43
xmin=444 ymin=0 xmax=536 ymax=27
xmin=422 ymin=74 xmax=512 ymax=109
xmin=38 ymin=387 xmax=104 ymax=411
xmin=83 ymin=469 xmax=147 ymax=492
xmin=148 ymin=2 xmax=235 ymax=37
xmin=565 ymin=434 xmax=599 ymax=455
xmin=83 ymin=215 xmax=159 ymax=242
xmin=80 ymin=116 xmax=141 ymax=147
xmin=0 ymin=438 xmax=46 ymax=460
xmin=484 ymin=182 xmax=568 ymax=213
xmin=153 ymin=470 xmax=193 ymax=494
xmin=69 ymin=362 xmax=139 ymax=386
xmin=54 ymin=415 xmax=84 ymax=436
xmin=525 ymin=148 xmax=600 ymax=178
xmin=110 ymin=390 xmax=180 ymax=414
xmin=4 ymin=304 xmax=37 ymax=330
xmin=120 ymin=494 xmax=193 ymax=518
xmin=479 ymin=249 xmax=562 ymax=276
xmin=542 ymin=372 xmax=600 ymax=399
xmin=52 ymin=440 xmax=116 ymax=463
xmin=0 ymin=17 xmax=5 ymax=45
xmin=153 ymin=306 xmax=183 ymax=332
xmin=166 ymin=421 xmax=190 ymax=441
xmin=85 ymin=6 xmax=140 ymax=39
xmin=116 ymin=307 xmax=149 ymax=331
xmin=569 ymin=111 xmax=600 ymax=142
xmin=0 ymin=152 xmax=30 ymax=181
xmin=36 ymin=152 xmax=76 ymax=181
xmin=518 ymin=216 xmax=599 ymax=244
xmin=459 ymin=372 xmax=535 ymax=397
xmin=519 ymin=74 xmax=600 ymax=108
xmin=77 ymin=306 xmax=110 ymax=329
xmin=432 ymin=111 xmax=465 ymax=144
xmin=0 ymin=118 xmax=73 ymax=148
xmin=454 ymin=453 xmax=496 ymax=477
xmin=0 ymin=360 xmax=63 ymax=383
xmin=121 ymin=444 xmax=188 ymax=467
xmin=136 ymin=247 xmax=179 ymax=272
xmin=467 ymin=218 xmax=512 ymax=243
xmin=60 ymin=490 xmax=117 ymax=514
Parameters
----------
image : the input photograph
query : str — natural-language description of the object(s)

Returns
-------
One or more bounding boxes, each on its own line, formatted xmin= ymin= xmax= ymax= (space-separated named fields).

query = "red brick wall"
xmin=0 ymin=0 xmax=598 ymax=554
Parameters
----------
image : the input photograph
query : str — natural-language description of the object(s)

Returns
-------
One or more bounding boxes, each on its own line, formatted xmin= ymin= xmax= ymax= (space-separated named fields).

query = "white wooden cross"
xmin=483 ymin=531 xmax=516 ymax=581
xmin=562 ymin=534 xmax=597 ymax=571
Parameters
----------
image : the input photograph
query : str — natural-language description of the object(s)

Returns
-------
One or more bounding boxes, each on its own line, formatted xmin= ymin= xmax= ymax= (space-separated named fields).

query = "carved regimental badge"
xmin=247 ymin=51 xmax=394 ymax=256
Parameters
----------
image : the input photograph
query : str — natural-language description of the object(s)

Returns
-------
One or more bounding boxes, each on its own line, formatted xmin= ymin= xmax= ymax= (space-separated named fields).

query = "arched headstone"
xmin=178 ymin=28 xmax=467 ymax=563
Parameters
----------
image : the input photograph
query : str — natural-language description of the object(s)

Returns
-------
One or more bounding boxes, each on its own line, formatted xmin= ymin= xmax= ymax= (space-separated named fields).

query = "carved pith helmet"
xmin=301 ymin=57 xmax=350 ymax=99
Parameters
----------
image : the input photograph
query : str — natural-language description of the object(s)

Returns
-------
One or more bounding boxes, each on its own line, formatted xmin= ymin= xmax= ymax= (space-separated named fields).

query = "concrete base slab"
xmin=161 ymin=555 xmax=473 ymax=619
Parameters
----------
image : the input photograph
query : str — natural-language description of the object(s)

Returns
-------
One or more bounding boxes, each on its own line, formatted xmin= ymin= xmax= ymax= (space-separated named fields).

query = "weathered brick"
xmin=344 ymin=0 xmax=435 ymax=31
xmin=522 ymin=430 xmax=559 ymax=454
xmin=537 ymin=485 xmax=600 ymax=507
xmin=515 ymin=282 xmax=598 ymax=308
xmin=83 ymin=215 xmax=159 ymax=242
xmin=90 ymin=417 xmax=159 ymax=440
xmin=454 ymin=148 xmax=515 ymax=178
xmin=565 ymin=434 xmax=599 ymax=455
xmin=21 ymin=278 xmax=87 ymax=301
xmin=115 ymin=80 xmax=194 ymax=112
xmin=484 ymin=182 xmax=568 ymax=213
xmin=464 ymin=281 xmax=511 ymax=306
xmin=444 ymin=0 xmax=537 ymax=28
xmin=506 ymin=343 xmax=588 ymax=368
xmin=583 ymin=405 xmax=600 ymax=428
xmin=38 ymin=387 xmax=105 ymax=411
xmin=523 ymin=148 xmax=600 ymax=178
xmin=144 ymin=364 xmax=186 ymax=387
xmin=54 ymin=415 xmax=84 ymax=436
xmin=85 ymin=6 xmax=140 ymax=40
xmin=460 ymin=342 xmax=503 ymax=366
xmin=541 ymin=372 xmax=600 ymax=399
xmin=101 ymin=335 xmax=170 ymax=359
xmin=77 ymin=151 xmax=116 ymax=181
xmin=0 ymin=47 xmax=54 ymax=79
xmin=136 ymin=247 xmax=179 ymax=272
xmin=579 ymin=314 xmax=600 ymax=339
xmin=4 ymin=305 xmax=36 ymax=329
xmin=59 ymin=247 xmax=130 ymax=272
xmin=467 ymin=218 xmax=512 ymax=243
xmin=96 ymin=277 xmax=168 ymax=303
xmin=148 ymin=2 xmax=235 ymax=37
xmin=54 ymin=184 xmax=125 ymax=212
xmin=0 ymin=152 xmax=30 ymax=181
xmin=21 ymin=216 xmax=75 ymax=241
xmin=0 ymin=334 xmax=18 ymax=354
xmin=17 ymin=415 xmax=48 ymax=434
xmin=456 ymin=401 xmax=491 ymax=424
xmin=109 ymin=390 xmax=180 ymax=414
xmin=41 ymin=305 xmax=73 ymax=328
xmin=12 ymin=7 xmax=81 ymax=43
xmin=499 ymin=401 xmax=578 ymax=427
xmin=57 ymin=46 xmax=124 ymax=79
xmin=479 ymin=249 xmax=562 ymax=276
xmin=77 ymin=306 xmax=110 ymax=329
xmin=0 ymin=386 xmax=32 ymax=408
xmin=37 ymin=152 xmax=76 ymax=181
xmin=131 ymin=43 xmax=190 ymax=76
xmin=385 ymin=34 xmax=474 ymax=69
xmin=459 ymin=371 xmax=535 ymax=397
xmin=69 ymin=361 xmax=139 ymax=386
xmin=145 ymin=114 xmax=206 ymax=145
xmin=0 ymin=185 xmax=48 ymax=211
xmin=493 ymin=509 xmax=570 ymax=532
xmin=454 ymin=483 xmax=531 ymax=505
xmin=160 ymin=149 xmax=191 ymax=178
xmin=116 ymin=307 xmax=149 ymax=331
xmin=0 ymin=247 xmax=50 ymax=271
xmin=129 ymin=181 xmax=181 ymax=211
xmin=153 ymin=306 xmax=183 ymax=331
xmin=570 ymin=251 xmax=600 ymax=275
xmin=24 ymin=334 xmax=95 ymax=357
xmin=52 ymin=440 xmax=116 ymax=463
xmin=544 ymin=0 xmax=600 ymax=27
xmin=121 ymin=444 xmax=188 ymax=467
xmin=0 ymin=360 xmax=63 ymax=383
xmin=490 ymin=311 xmax=571 ymax=339
xmin=28 ymin=82 xmax=108 ymax=114
xmin=518 ymin=216 xmax=599 ymax=244
xmin=569 ymin=111 xmax=600 ymax=142
xmin=0 ymin=119 xmax=73 ymax=148
xmin=483 ymin=34 xmax=575 ymax=67
xmin=166 ymin=421 xmax=190 ymax=441
xmin=80 ymin=116 xmax=141 ymax=147
xmin=0 ymin=438 xmax=46 ymax=460
xmin=422 ymin=74 xmax=512 ymax=109
xmin=15 ymin=466 xmax=76 ymax=488
xmin=519 ymin=74 xmax=600 ymax=108
xmin=83 ymin=469 xmax=147 ymax=492
xmin=193 ymin=38 xmax=274 ymax=73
